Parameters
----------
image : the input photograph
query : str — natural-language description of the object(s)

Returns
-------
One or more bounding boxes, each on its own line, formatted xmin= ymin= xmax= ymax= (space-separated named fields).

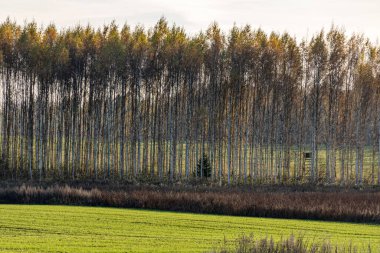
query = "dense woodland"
xmin=0 ymin=18 xmax=379 ymax=185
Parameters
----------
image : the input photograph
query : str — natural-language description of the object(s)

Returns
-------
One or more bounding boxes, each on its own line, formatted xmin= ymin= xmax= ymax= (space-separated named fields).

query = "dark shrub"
xmin=196 ymin=153 xmax=212 ymax=178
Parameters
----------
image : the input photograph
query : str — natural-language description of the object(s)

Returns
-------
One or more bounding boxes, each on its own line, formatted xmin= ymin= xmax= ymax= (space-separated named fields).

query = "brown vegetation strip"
xmin=213 ymin=234 xmax=375 ymax=253
xmin=0 ymin=183 xmax=379 ymax=223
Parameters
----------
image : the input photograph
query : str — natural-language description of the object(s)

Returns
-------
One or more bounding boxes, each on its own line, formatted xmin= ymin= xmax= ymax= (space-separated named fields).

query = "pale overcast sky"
xmin=0 ymin=0 xmax=379 ymax=42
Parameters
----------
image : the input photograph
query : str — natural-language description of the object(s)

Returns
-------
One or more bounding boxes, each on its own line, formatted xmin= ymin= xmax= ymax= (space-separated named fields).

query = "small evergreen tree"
xmin=196 ymin=153 xmax=212 ymax=179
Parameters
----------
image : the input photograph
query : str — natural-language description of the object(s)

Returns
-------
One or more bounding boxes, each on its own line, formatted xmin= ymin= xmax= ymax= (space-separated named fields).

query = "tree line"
xmin=0 ymin=18 xmax=379 ymax=185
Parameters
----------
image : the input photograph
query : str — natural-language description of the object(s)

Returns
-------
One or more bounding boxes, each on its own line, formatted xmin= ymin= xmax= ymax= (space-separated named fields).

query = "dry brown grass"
xmin=0 ymin=182 xmax=379 ymax=223
xmin=213 ymin=234 xmax=374 ymax=253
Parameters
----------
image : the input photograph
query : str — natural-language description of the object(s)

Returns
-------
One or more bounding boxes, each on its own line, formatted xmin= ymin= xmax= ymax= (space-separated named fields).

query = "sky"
xmin=0 ymin=0 xmax=379 ymax=42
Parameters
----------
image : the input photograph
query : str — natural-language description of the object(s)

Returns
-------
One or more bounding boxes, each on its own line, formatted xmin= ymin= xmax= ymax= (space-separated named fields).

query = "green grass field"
xmin=0 ymin=205 xmax=379 ymax=253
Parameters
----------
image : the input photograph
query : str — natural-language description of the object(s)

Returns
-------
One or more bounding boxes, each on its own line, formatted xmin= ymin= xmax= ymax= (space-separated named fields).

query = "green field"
xmin=0 ymin=205 xmax=379 ymax=253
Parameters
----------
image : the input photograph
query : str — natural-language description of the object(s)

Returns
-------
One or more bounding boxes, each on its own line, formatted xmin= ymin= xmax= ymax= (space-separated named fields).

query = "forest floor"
xmin=0 ymin=205 xmax=379 ymax=253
